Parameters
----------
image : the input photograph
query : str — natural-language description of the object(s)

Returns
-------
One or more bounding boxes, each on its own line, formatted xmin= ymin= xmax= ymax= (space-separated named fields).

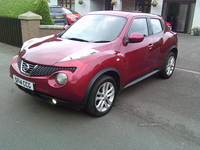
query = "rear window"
xmin=50 ymin=7 xmax=64 ymax=13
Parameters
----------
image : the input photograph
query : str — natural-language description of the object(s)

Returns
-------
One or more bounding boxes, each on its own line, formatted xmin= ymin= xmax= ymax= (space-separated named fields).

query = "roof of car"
xmin=88 ymin=11 xmax=162 ymax=19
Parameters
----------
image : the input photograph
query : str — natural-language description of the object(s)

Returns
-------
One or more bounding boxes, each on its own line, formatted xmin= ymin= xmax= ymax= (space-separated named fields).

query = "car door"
xmin=121 ymin=18 xmax=157 ymax=83
xmin=149 ymin=18 xmax=165 ymax=68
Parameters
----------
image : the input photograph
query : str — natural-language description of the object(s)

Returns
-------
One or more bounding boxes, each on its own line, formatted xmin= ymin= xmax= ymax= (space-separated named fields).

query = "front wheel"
xmin=158 ymin=52 xmax=176 ymax=79
xmin=84 ymin=75 xmax=117 ymax=117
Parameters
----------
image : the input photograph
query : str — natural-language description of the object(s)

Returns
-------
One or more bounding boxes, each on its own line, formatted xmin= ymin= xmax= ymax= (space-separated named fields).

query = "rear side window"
xmin=69 ymin=9 xmax=79 ymax=14
xmin=128 ymin=18 xmax=149 ymax=37
xmin=150 ymin=19 xmax=163 ymax=34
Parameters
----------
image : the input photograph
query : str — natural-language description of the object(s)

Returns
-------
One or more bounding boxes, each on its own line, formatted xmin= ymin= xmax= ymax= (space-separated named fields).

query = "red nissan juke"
xmin=10 ymin=11 xmax=178 ymax=117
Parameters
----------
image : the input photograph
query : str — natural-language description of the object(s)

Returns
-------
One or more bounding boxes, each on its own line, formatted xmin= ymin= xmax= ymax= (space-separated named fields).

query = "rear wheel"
xmin=85 ymin=75 xmax=117 ymax=117
xmin=158 ymin=52 xmax=176 ymax=79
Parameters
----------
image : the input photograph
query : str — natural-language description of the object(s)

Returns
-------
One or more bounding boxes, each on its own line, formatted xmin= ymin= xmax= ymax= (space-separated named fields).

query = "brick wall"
xmin=122 ymin=0 xmax=136 ymax=11
xmin=21 ymin=20 xmax=41 ymax=42
xmin=19 ymin=12 xmax=63 ymax=42
xmin=40 ymin=25 xmax=63 ymax=37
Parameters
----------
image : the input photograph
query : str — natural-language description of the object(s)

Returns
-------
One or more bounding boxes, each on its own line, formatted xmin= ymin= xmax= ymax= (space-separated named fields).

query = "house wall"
xmin=113 ymin=0 xmax=122 ymax=10
xmin=150 ymin=0 xmax=163 ymax=15
xmin=48 ymin=0 xmax=58 ymax=5
xmin=75 ymin=0 xmax=91 ymax=15
xmin=90 ymin=0 xmax=104 ymax=11
xmin=192 ymin=0 xmax=200 ymax=27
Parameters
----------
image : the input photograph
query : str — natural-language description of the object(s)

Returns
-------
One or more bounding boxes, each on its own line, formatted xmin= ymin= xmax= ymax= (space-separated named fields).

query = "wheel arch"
xmin=168 ymin=45 xmax=178 ymax=58
xmin=82 ymin=67 xmax=121 ymax=105
xmin=160 ymin=45 xmax=178 ymax=69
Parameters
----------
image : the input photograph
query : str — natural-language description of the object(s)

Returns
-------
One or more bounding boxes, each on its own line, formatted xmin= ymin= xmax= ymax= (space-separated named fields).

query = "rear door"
xmin=149 ymin=18 xmax=165 ymax=67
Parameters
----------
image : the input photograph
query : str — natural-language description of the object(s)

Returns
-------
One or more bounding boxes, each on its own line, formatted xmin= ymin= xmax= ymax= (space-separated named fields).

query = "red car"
xmin=10 ymin=11 xmax=178 ymax=117
xmin=166 ymin=22 xmax=172 ymax=30
xmin=62 ymin=7 xmax=82 ymax=25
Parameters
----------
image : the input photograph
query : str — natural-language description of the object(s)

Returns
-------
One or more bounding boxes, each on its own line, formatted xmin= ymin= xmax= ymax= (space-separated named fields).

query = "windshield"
xmin=69 ymin=9 xmax=79 ymax=14
xmin=61 ymin=14 xmax=127 ymax=43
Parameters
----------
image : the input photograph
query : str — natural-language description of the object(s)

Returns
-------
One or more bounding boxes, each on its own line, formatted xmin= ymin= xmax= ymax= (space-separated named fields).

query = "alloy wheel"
xmin=166 ymin=56 xmax=175 ymax=76
xmin=95 ymin=82 xmax=115 ymax=112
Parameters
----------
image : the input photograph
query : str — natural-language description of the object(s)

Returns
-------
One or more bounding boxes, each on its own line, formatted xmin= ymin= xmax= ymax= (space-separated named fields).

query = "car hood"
xmin=19 ymin=34 xmax=112 ymax=66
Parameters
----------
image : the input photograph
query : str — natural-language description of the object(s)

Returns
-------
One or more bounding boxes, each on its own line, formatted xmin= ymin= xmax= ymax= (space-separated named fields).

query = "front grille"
xmin=31 ymin=65 xmax=76 ymax=76
xmin=18 ymin=58 xmax=76 ymax=76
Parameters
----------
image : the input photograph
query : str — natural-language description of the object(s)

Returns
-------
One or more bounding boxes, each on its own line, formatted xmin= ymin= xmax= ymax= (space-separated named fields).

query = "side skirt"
xmin=122 ymin=69 xmax=160 ymax=90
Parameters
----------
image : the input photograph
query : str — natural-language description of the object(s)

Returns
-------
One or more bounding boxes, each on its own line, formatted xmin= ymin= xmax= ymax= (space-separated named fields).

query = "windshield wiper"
xmin=67 ymin=37 xmax=89 ymax=42
xmin=93 ymin=40 xmax=111 ymax=43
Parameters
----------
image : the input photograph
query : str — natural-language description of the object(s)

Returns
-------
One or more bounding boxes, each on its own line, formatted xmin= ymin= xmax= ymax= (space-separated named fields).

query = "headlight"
xmin=55 ymin=73 xmax=68 ymax=85
xmin=59 ymin=49 xmax=99 ymax=62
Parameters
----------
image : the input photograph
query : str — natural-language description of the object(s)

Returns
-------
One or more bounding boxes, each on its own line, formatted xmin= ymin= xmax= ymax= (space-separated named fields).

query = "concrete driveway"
xmin=115 ymin=33 xmax=200 ymax=144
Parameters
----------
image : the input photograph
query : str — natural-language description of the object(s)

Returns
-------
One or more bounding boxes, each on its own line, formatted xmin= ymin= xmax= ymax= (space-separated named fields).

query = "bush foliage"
xmin=0 ymin=0 xmax=53 ymax=25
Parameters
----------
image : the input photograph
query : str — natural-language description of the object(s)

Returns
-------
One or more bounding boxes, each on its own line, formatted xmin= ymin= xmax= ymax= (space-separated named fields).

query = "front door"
xmin=105 ymin=0 xmax=112 ymax=10
xmin=176 ymin=4 xmax=189 ymax=32
xmin=122 ymin=18 xmax=156 ymax=82
xmin=162 ymin=1 xmax=195 ymax=33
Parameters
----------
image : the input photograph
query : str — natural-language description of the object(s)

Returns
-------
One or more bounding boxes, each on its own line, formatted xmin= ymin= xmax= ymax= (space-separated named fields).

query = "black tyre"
xmin=158 ymin=52 xmax=176 ymax=79
xmin=85 ymin=75 xmax=117 ymax=117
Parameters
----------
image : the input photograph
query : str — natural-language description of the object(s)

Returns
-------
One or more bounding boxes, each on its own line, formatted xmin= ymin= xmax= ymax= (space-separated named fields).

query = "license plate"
xmin=56 ymin=16 xmax=63 ymax=18
xmin=13 ymin=75 xmax=34 ymax=91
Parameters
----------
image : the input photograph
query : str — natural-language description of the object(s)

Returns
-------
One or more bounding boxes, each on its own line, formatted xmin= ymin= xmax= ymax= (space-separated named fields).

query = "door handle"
xmin=148 ymin=43 xmax=153 ymax=49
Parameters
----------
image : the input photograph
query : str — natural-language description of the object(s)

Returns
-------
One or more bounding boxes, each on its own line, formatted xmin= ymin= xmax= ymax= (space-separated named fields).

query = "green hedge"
xmin=0 ymin=0 xmax=53 ymax=25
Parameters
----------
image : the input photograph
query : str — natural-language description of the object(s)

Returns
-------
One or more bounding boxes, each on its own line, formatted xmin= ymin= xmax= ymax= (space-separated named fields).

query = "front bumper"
xmin=17 ymin=85 xmax=85 ymax=110
xmin=10 ymin=55 xmax=93 ymax=109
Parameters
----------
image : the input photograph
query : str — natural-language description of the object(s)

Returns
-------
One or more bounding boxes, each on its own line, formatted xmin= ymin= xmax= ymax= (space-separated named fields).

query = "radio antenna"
xmin=137 ymin=6 xmax=141 ymax=11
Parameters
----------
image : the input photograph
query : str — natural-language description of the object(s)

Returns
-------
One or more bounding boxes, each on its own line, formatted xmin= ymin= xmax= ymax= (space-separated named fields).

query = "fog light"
xmin=56 ymin=73 xmax=68 ymax=85
xmin=52 ymin=99 xmax=57 ymax=104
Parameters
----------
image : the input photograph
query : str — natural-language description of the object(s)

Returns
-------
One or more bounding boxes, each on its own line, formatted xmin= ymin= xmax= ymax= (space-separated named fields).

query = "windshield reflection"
xmin=61 ymin=14 xmax=127 ymax=43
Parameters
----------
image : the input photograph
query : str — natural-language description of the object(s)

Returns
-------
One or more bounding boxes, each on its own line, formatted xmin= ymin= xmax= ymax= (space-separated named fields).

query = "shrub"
xmin=0 ymin=0 xmax=53 ymax=25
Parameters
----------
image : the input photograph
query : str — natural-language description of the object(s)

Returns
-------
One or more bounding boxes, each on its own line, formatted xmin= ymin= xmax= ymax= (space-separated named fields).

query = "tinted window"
xmin=69 ymin=9 xmax=79 ymax=14
xmin=128 ymin=18 xmax=148 ymax=36
xmin=50 ymin=7 xmax=64 ymax=13
xmin=150 ymin=19 xmax=162 ymax=34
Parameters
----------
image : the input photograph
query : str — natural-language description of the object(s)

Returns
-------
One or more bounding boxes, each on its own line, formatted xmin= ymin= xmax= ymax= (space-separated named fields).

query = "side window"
xmin=128 ymin=18 xmax=148 ymax=37
xmin=150 ymin=19 xmax=163 ymax=34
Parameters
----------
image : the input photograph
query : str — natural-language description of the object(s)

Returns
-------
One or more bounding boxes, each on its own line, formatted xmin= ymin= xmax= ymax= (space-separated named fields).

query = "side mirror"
xmin=128 ymin=33 xmax=144 ymax=43
xmin=63 ymin=25 xmax=69 ymax=30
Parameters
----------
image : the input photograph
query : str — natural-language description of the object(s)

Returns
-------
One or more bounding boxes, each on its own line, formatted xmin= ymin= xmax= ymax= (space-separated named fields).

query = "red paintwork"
xmin=62 ymin=7 xmax=82 ymax=25
xmin=10 ymin=11 xmax=178 ymax=108
xmin=166 ymin=22 xmax=171 ymax=26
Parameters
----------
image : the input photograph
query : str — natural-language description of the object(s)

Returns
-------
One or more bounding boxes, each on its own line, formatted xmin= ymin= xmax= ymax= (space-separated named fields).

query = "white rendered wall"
xmin=90 ymin=0 xmax=104 ymax=12
xmin=150 ymin=0 xmax=163 ymax=15
xmin=192 ymin=0 xmax=200 ymax=27
xmin=75 ymin=0 xmax=91 ymax=15
xmin=113 ymin=0 xmax=122 ymax=10
xmin=48 ymin=0 xmax=58 ymax=5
